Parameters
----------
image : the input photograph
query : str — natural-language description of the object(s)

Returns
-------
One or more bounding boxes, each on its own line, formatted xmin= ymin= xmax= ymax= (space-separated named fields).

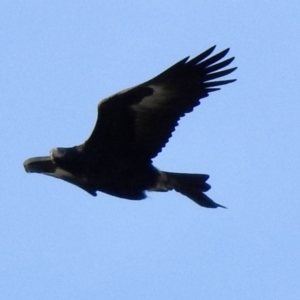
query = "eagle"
xmin=24 ymin=46 xmax=236 ymax=208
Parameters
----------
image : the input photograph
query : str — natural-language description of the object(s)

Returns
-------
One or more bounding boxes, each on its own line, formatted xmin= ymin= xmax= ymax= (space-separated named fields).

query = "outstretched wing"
xmin=84 ymin=46 xmax=236 ymax=161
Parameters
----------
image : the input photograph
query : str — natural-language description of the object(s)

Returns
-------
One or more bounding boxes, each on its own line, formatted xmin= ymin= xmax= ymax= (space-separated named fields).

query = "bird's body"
xmin=24 ymin=46 xmax=236 ymax=208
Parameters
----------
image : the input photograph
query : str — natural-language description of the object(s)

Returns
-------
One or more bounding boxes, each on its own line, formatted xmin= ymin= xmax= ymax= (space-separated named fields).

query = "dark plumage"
xmin=24 ymin=46 xmax=236 ymax=208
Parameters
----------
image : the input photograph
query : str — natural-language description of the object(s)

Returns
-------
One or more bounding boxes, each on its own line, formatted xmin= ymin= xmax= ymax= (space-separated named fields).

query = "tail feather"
xmin=164 ymin=172 xmax=226 ymax=209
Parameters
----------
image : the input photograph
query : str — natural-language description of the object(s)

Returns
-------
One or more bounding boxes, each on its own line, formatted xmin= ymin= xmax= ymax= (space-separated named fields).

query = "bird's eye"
xmin=50 ymin=148 xmax=66 ymax=159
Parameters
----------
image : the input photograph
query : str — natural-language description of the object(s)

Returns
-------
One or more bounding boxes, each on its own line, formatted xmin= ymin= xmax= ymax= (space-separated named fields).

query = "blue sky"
xmin=1 ymin=1 xmax=300 ymax=299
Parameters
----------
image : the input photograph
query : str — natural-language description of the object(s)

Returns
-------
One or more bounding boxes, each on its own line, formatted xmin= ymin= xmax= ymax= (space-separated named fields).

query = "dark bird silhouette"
xmin=24 ymin=46 xmax=236 ymax=208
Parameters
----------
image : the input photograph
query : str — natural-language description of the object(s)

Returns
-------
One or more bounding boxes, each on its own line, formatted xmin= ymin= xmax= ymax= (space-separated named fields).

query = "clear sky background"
xmin=1 ymin=1 xmax=300 ymax=299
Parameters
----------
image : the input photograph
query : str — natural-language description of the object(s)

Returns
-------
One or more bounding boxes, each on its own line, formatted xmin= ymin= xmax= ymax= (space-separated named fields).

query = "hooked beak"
xmin=23 ymin=156 xmax=56 ymax=174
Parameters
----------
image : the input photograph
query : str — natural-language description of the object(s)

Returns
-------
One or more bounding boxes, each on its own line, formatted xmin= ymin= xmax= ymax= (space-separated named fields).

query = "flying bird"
xmin=24 ymin=46 xmax=236 ymax=208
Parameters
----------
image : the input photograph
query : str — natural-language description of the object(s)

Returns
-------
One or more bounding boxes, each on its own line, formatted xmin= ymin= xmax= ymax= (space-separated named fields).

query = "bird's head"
xmin=24 ymin=146 xmax=81 ymax=174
